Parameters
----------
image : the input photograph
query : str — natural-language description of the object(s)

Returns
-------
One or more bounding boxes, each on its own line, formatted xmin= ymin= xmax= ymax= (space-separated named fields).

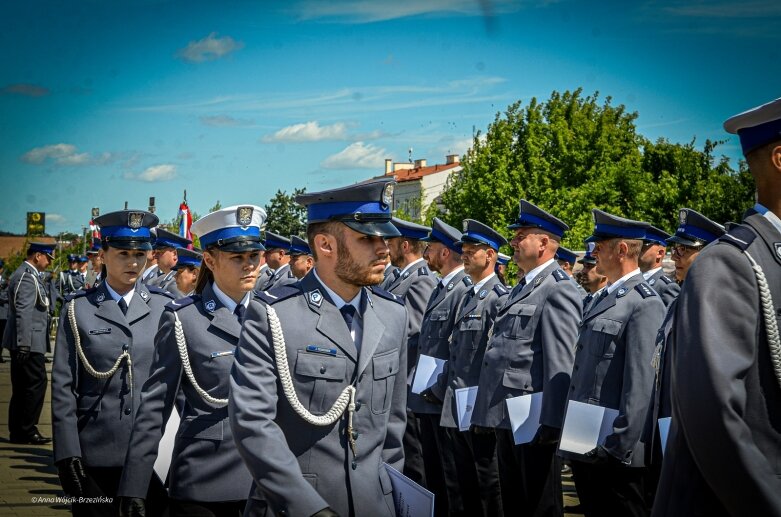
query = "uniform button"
xmin=124 ymin=408 xmax=131 ymax=415
xmin=570 ymin=386 xmax=575 ymax=391
xmin=574 ymin=365 xmax=579 ymax=370
xmin=320 ymin=366 xmax=326 ymax=374
xmin=388 ymin=365 xmax=393 ymax=373
xmin=351 ymin=461 xmax=358 ymax=470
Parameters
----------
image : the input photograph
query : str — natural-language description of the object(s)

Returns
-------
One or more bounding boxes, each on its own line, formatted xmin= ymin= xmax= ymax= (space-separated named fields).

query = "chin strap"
xmin=266 ymin=304 xmax=358 ymax=456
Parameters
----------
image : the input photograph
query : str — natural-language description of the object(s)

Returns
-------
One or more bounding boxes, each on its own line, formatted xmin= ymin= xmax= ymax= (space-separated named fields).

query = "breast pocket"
xmin=589 ymin=318 xmax=622 ymax=358
xmin=459 ymin=316 xmax=484 ymax=349
xmin=430 ymin=309 xmax=451 ymax=338
xmin=294 ymin=351 xmax=348 ymax=381
xmin=506 ymin=304 xmax=536 ymax=339
xmin=371 ymin=350 xmax=400 ymax=414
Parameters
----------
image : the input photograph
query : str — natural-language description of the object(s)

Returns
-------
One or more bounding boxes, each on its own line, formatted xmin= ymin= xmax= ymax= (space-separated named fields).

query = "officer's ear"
xmin=313 ymin=233 xmax=336 ymax=260
xmin=771 ymin=144 xmax=781 ymax=173
xmin=202 ymin=250 xmax=218 ymax=272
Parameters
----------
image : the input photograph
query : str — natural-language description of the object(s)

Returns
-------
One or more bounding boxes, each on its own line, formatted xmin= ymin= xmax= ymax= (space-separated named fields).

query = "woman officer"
xmin=118 ymin=205 xmax=265 ymax=517
xmin=51 ymin=209 xmax=172 ymax=516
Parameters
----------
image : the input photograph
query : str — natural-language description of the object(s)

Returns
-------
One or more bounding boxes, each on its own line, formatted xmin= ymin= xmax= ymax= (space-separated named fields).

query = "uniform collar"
xmin=440 ymin=265 xmax=465 ymax=287
xmin=754 ymin=203 xmax=781 ymax=235
xmin=312 ymin=268 xmax=362 ymax=314
xmin=211 ymin=281 xmax=250 ymax=313
xmin=104 ymin=280 xmax=135 ymax=306
xmin=472 ymin=272 xmax=496 ymax=293
xmin=642 ymin=267 xmax=663 ymax=280
xmin=399 ymin=257 xmax=426 ymax=277
xmin=607 ymin=268 xmax=641 ymax=295
xmin=523 ymin=258 xmax=555 ymax=286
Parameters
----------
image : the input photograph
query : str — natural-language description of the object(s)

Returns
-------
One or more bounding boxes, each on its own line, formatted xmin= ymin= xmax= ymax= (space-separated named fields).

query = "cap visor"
xmin=215 ymin=241 xmax=265 ymax=253
xmin=343 ymin=220 xmax=401 ymax=238
xmin=666 ymin=235 xmax=701 ymax=247
xmin=577 ymin=258 xmax=596 ymax=264
xmin=109 ymin=241 xmax=152 ymax=251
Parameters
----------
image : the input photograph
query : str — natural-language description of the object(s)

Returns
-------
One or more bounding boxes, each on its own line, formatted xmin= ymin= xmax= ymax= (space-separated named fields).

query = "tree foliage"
xmin=439 ymin=88 xmax=753 ymax=250
xmin=264 ymin=188 xmax=307 ymax=237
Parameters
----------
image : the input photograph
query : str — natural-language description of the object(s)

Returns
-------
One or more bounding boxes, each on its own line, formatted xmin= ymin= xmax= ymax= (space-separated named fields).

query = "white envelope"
xmin=506 ymin=392 xmax=544 ymax=445
xmin=455 ymin=386 xmax=478 ymax=432
xmin=658 ymin=417 xmax=671 ymax=456
xmin=153 ymin=408 xmax=180 ymax=484
xmin=558 ymin=400 xmax=618 ymax=455
xmin=384 ymin=463 xmax=435 ymax=517
xmin=411 ymin=355 xmax=446 ymax=394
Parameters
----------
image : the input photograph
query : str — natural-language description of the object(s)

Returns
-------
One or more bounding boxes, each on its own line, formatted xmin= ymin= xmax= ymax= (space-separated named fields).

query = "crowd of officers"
xmin=0 ymin=97 xmax=780 ymax=517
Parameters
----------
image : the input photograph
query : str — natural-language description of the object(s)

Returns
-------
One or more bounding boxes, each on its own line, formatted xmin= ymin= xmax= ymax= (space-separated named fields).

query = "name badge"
xmin=88 ymin=328 xmax=112 ymax=335
xmin=210 ymin=350 xmax=235 ymax=358
xmin=306 ymin=345 xmax=337 ymax=356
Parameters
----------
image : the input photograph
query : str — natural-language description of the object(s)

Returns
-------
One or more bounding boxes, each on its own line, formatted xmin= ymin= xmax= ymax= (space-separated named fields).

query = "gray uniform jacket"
xmin=652 ymin=213 xmax=781 ymax=517
xmin=229 ymin=272 xmax=409 ymax=517
xmin=254 ymin=264 xmax=274 ymax=291
xmin=146 ymin=269 xmax=177 ymax=293
xmin=0 ymin=272 xmax=9 ymax=321
xmin=118 ymin=282 xmax=253 ymax=501
xmin=385 ymin=260 xmax=437 ymax=374
xmin=408 ymin=269 xmax=472 ymax=415
xmin=472 ymin=263 xmax=582 ymax=430
xmin=432 ymin=275 xmax=508 ymax=428
xmin=2 ymin=263 xmax=50 ymax=353
xmin=263 ymin=263 xmax=297 ymax=291
xmin=379 ymin=267 xmax=400 ymax=291
xmin=51 ymin=281 xmax=174 ymax=467
xmin=563 ymin=273 xmax=665 ymax=467
xmin=59 ymin=270 xmax=86 ymax=297
xmin=646 ymin=268 xmax=680 ymax=307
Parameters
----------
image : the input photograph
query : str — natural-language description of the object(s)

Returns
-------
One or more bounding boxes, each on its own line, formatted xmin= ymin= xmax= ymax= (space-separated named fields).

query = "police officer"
xmin=118 ymin=205 xmax=265 ymax=517
xmin=85 ymin=240 xmax=103 ymax=289
xmin=652 ymin=98 xmax=781 ymax=516
xmin=577 ymin=243 xmax=608 ymax=314
xmin=0 ymin=258 xmax=8 ymax=363
xmin=380 ymin=256 xmax=397 ymax=289
xmin=385 ymin=218 xmax=438 ymax=484
xmin=51 ymin=210 xmax=171 ymax=516
xmin=556 ymin=246 xmax=587 ymax=297
xmin=563 ymin=210 xmax=665 ymax=517
xmin=642 ymin=209 xmax=724 ymax=506
xmin=229 ymin=179 xmax=408 ymax=517
xmin=639 ymin=225 xmax=680 ymax=306
xmin=170 ymin=248 xmax=202 ymax=298
xmin=412 ymin=218 xmax=472 ymax=517
xmin=260 ymin=232 xmax=297 ymax=290
xmin=473 ymin=200 xmax=582 ymax=517
xmin=495 ymin=253 xmax=511 ymax=286
xmin=288 ymin=235 xmax=315 ymax=279
xmin=3 ymin=242 xmax=54 ymax=444
xmin=59 ymin=254 xmax=87 ymax=297
xmin=428 ymin=219 xmax=508 ymax=517
xmin=145 ymin=228 xmax=192 ymax=293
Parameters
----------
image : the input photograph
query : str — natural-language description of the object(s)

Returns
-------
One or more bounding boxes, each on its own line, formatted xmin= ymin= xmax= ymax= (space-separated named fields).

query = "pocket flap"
xmin=502 ymin=369 xmax=533 ymax=390
xmin=430 ymin=309 xmax=450 ymax=321
xmin=373 ymin=350 xmax=400 ymax=380
xmin=77 ymin=394 xmax=102 ymax=412
xmin=593 ymin=318 xmax=622 ymax=335
xmin=180 ymin=416 xmax=224 ymax=440
xmin=295 ymin=351 xmax=347 ymax=381
xmin=514 ymin=304 xmax=537 ymax=317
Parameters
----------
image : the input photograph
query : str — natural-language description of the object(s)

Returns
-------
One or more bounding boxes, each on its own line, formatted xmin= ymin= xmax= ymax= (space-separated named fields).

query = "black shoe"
xmin=10 ymin=432 xmax=52 ymax=445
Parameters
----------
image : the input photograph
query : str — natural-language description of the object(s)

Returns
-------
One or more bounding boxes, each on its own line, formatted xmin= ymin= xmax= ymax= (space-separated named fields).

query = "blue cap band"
xmin=289 ymin=243 xmax=311 ymax=255
xmin=592 ymin=223 xmax=646 ymax=240
xmin=176 ymin=256 xmax=202 ymax=268
xmin=200 ymin=226 xmax=261 ymax=248
xmin=671 ymin=224 xmax=720 ymax=244
xmin=155 ymin=237 xmax=182 ymax=248
xmin=462 ymin=231 xmax=502 ymax=250
xmin=428 ymin=227 xmax=462 ymax=252
xmin=511 ymin=213 xmax=565 ymax=237
xmin=307 ymin=201 xmax=389 ymax=223
xmin=738 ymin=118 xmax=781 ymax=155
xmin=101 ymin=226 xmax=152 ymax=241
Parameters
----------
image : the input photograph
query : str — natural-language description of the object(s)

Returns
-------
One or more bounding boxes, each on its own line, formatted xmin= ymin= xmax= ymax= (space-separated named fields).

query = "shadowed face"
xmin=334 ymin=227 xmax=390 ymax=286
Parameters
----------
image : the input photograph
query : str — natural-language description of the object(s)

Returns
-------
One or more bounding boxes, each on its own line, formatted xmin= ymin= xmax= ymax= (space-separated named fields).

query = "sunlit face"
xmin=639 ymin=243 xmax=665 ymax=271
xmin=264 ymin=249 xmax=286 ymax=270
xmin=579 ymin=262 xmax=607 ymax=292
xmin=175 ymin=266 xmax=199 ymax=295
xmin=461 ymin=242 xmax=491 ymax=277
xmin=32 ymin=252 xmax=52 ymax=272
xmin=101 ymin=247 xmax=147 ymax=291
xmin=423 ymin=241 xmax=446 ymax=273
xmin=155 ymin=248 xmax=178 ymax=271
xmin=671 ymin=243 xmax=700 ymax=282
xmin=205 ymin=250 xmax=260 ymax=296
xmin=592 ymin=239 xmax=619 ymax=278
xmin=68 ymin=260 xmax=79 ymax=271
xmin=334 ymin=227 xmax=390 ymax=286
xmin=89 ymin=254 xmax=103 ymax=268
xmin=510 ymin=228 xmax=546 ymax=272
xmin=289 ymin=254 xmax=314 ymax=279
xmin=386 ymin=237 xmax=406 ymax=268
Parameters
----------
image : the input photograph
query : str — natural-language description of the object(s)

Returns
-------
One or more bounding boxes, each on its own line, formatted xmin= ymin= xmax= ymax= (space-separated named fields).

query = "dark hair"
xmin=194 ymin=248 xmax=217 ymax=294
xmin=306 ymin=221 xmax=343 ymax=260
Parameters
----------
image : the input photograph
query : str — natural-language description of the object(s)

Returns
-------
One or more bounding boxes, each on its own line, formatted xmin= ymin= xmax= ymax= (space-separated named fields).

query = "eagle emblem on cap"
xmin=679 ymin=209 xmax=687 ymax=225
xmin=382 ymin=183 xmax=394 ymax=207
xmin=236 ymin=206 xmax=254 ymax=227
xmin=463 ymin=221 xmax=469 ymax=233
xmin=128 ymin=212 xmax=144 ymax=230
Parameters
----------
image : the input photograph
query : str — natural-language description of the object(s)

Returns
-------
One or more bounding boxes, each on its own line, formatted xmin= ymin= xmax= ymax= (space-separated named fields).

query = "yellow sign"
xmin=27 ymin=212 xmax=45 ymax=236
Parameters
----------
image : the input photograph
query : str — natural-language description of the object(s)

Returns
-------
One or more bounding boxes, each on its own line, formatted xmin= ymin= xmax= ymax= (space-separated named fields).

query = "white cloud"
xmin=47 ymin=213 xmax=66 ymax=223
xmin=321 ymin=142 xmax=387 ymax=169
xmin=291 ymin=0 xmax=532 ymax=23
xmin=21 ymin=144 xmax=116 ymax=166
xmin=126 ymin=164 xmax=178 ymax=182
xmin=177 ymin=32 xmax=244 ymax=63
xmin=263 ymin=121 xmax=349 ymax=142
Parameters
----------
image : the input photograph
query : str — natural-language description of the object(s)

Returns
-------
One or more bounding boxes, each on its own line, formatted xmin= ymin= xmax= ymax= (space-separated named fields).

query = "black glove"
xmin=420 ymin=387 xmax=442 ymax=404
xmin=583 ymin=445 xmax=618 ymax=465
xmin=531 ymin=424 xmax=560 ymax=446
xmin=311 ymin=507 xmax=340 ymax=517
xmin=56 ymin=456 xmax=86 ymax=497
xmin=14 ymin=347 xmax=30 ymax=363
xmin=119 ymin=497 xmax=146 ymax=517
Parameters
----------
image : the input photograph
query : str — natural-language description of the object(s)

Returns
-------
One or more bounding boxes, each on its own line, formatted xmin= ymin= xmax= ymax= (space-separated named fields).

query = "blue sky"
xmin=1 ymin=0 xmax=779 ymax=235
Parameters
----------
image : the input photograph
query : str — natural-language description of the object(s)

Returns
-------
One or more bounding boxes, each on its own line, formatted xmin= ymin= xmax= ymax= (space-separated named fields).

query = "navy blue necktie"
xmin=234 ymin=304 xmax=246 ymax=323
xmin=117 ymin=298 xmax=128 ymax=316
xmin=340 ymin=305 xmax=356 ymax=331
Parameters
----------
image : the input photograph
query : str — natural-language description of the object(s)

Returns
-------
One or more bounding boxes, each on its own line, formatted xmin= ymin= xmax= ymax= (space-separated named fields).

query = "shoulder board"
xmin=368 ymin=286 xmax=405 ymax=305
xmin=65 ymin=287 xmax=95 ymax=302
xmin=462 ymin=276 xmax=473 ymax=286
xmin=719 ymin=225 xmax=757 ymax=252
xmin=659 ymin=275 xmax=673 ymax=284
xmin=635 ymin=283 xmax=657 ymax=298
xmin=147 ymin=285 xmax=175 ymax=299
xmin=417 ymin=267 xmax=429 ymax=276
xmin=493 ymin=284 xmax=508 ymax=296
xmin=165 ymin=295 xmax=200 ymax=311
xmin=552 ymin=268 xmax=568 ymax=282
xmin=254 ymin=284 xmax=300 ymax=305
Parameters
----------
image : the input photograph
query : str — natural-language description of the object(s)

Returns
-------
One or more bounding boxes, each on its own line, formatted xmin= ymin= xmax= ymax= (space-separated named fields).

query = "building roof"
xmin=388 ymin=162 xmax=462 ymax=183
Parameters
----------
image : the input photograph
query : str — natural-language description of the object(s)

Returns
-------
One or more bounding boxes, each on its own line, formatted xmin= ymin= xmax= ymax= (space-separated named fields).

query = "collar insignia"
xmin=205 ymin=299 xmax=216 ymax=312
xmin=479 ymin=289 xmax=488 ymax=299
xmin=139 ymin=290 xmax=148 ymax=300
xmin=96 ymin=292 xmax=105 ymax=303
xmin=447 ymin=282 xmax=454 ymax=291
xmin=309 ymin=290 xmax=323 ymax=307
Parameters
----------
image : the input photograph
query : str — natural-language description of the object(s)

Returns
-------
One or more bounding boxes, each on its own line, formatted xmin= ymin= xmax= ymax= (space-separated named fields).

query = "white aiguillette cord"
xmin=266 ymin=304 xmax=358 ymax=456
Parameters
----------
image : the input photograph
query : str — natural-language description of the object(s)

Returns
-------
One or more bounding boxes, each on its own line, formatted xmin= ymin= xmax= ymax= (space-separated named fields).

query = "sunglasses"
xmin=671 ymin=243 xmax=700 ymax=257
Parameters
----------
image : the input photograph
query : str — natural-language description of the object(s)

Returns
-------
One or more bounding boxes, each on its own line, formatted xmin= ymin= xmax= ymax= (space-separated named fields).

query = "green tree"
xmin=264 ymin=188 xmax=307 ymax=237
xmin=439 ymin=89 xmax=753 ymax=250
